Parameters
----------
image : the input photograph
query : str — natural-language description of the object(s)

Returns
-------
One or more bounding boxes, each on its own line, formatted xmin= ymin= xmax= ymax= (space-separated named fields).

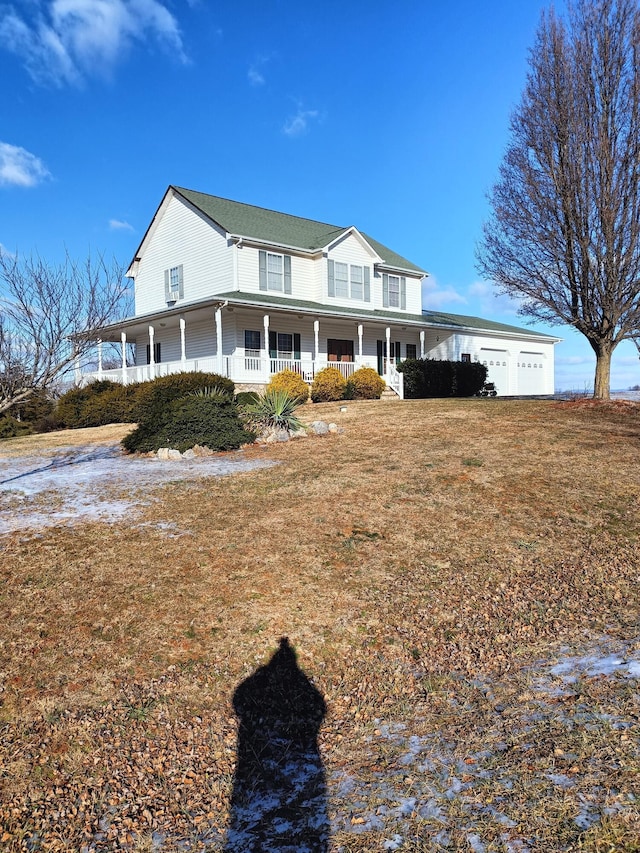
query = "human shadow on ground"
xmin=224 ymin=637 xmax=329 ymax=852
xmin=0 ymin=446 xmax=119 ymax=485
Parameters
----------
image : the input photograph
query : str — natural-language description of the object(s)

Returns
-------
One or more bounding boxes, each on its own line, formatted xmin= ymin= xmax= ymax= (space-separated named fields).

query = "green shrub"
xmin=189 ymin=384 xmax=235 ymax=402
xmin=345 ymin=367 xmax=386 ymax=400
xmin=0 ymin=415 xmax=33 ymax=440
xmin=122 ymin=397 xmax=254 ymax=454
xmin=10 ymin=390 xmax=55 ymax=424
xmin=397 ymin=359 xmax=487 ymax=398
xmin=267 ymin=369 xmax=309 ymax=403
xmin=244 ymin=389 xmax=304 ymax=432
xmin=131 ymin=372 xmax=235 ymax=424
xmin=235 ymin=390 xmax=260 ymax=409
xmin=56 ymin=380 xmax=138 ymax=428
xmin=311 ymin=367 xmax=347 ymax=403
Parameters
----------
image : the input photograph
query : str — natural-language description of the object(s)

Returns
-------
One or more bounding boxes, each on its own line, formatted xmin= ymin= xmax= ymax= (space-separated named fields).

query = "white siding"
xmin=236 ymin=245 xmax=317 ymax=302
xmin=134 ymin=194 xmax=233 ymax=316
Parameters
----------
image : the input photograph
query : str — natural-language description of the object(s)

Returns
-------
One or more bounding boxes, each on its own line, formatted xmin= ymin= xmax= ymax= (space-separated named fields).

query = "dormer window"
xmin=327 ymin=261 xmax=370 ymax=302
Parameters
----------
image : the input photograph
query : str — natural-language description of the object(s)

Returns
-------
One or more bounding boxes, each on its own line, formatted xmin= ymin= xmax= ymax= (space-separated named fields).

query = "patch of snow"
xmin=0 ymin=444 xmax=276 ymax=534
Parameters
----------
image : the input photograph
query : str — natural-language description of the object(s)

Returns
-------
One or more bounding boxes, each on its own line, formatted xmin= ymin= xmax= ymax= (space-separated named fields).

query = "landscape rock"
xmin=309 ymin=420 xmax=329 ymax=435
xmin=167 ymin=449 xmax=182 ymax=461
xmin=157 ymin=448 xmax=171 ymax=460
xmin=192 ymin=444 xmax=216 ymax=457
xmin=290 ymin=427 xmax=308 ymax=439
xmin=264 ymin=428 xmax=290 ymax=443
xmin=182 ymin=449 xmax=196 ymax=460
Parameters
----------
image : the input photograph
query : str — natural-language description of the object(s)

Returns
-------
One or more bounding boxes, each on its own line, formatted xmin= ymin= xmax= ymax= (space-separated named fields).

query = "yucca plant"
xmin=244 ymin=388 xmax=305 ymax=432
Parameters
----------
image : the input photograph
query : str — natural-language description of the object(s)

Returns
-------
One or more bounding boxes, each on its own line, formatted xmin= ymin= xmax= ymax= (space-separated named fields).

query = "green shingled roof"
xmin=173 ymin=186 xmax=425 ymax=274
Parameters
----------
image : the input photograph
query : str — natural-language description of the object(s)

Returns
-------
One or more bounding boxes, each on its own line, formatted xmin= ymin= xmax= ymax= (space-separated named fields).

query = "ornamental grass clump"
xmin=244 ymin=388 xmax=304 ymax=433
xmin=310 ymin=366 xmax=346 ymax=402
xmin=267 ymin=368 xmax=309 ymax=403
xmin=345 ymin=366 xmax=386 ymax=399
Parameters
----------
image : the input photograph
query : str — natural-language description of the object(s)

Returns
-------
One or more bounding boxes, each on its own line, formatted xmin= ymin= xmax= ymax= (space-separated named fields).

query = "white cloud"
xmin=468 ymin=279 xmax=524 ymax=317
xmin=0 ymin=142 xmax=51 ymax=187
xmin=0 ymin=0 xmax=187 ymax=86
xmin=283 ymin=108 xmax=320 ymax=137
xmin=109 ymin=218 xmax=134 ymax=231
xmin=421 ymin=274 xmax=467 ymax=310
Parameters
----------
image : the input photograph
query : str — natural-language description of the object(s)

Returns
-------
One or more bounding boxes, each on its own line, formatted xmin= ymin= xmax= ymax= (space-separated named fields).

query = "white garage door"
xmin=480 ymin=349 xmax=508 ymax=395
xmin=518 ymin=352 xmax=545 ymax=395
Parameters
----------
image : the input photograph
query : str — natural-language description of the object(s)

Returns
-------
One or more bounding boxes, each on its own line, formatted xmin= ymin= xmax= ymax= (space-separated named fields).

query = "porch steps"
xmin=381 ymin=385 xmax=400 ymax=400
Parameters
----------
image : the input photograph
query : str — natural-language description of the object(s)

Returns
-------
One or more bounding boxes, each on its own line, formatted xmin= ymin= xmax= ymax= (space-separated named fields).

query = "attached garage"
xmin=518 ymin=352 xmax=546 ymax=396
xmin=479 ymin=348 xmax=509 ymax=395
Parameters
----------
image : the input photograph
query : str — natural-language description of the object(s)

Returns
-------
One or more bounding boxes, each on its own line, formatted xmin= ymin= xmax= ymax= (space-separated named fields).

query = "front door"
xmin=377 ymin=340 xmax=401 ymax=374
xmin=327 ymin=338 xmax=354 ymax=362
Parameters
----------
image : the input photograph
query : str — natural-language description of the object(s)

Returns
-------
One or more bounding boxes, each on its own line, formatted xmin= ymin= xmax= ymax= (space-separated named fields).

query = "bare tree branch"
xmin=0 ymin=250 xmax=129 ymax=414
xmin=477 ymin=0 xmax=640 ymax=398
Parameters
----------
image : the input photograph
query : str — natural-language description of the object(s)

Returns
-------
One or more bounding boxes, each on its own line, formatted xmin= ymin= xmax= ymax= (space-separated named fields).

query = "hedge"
xmin=397 ymin=359 xmax=487 ymax=398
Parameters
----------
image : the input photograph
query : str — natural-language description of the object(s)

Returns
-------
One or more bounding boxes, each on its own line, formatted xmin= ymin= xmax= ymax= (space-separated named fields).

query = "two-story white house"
xmin=84 ymin=186 xmax=559 ymax=397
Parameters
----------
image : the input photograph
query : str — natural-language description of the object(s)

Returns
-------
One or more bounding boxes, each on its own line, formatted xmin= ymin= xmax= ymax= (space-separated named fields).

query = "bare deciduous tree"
xmin=477 ymin=0 xmax=640 ymax=398
xmin=0 ymin=251 xmax=128 ymax=415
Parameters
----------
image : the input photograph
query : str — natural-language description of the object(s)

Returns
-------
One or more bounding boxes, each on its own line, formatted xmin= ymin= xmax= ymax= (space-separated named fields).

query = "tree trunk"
xmin=593 ymin=345 xmax=612 ymax=400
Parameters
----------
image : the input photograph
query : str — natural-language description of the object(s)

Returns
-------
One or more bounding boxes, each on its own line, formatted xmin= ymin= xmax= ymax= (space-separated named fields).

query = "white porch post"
xmin=385 ymin=326 xmax=391 ymax=381
xmin=420 ymin=329 xmax=425 ymax=359
xmin=180 ymin=317 xmax=186 ymax=364
xmin=215 ymin=308 xmax=223 ymax=375
xmin=263 ymin=314 xmax=270 ymax=382
xmin=314 ymin=320 xmax=319 ymax=363
xmin=357 ymin=324 xmax=363 ymax=364
xmin=148 ymin=324 xmax=156 ymax=378
xmin=121 ymin=332 xmax=127 ymax=384
xmin=97 ymin=339 xmax=103 ymax=379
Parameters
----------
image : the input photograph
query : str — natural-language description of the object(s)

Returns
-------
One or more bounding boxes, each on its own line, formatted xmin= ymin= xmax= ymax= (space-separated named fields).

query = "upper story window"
xmin=259 ymin=250 xmax=292 ymax=294
xmin=164 ymin=264 xmax=184 ymax=302
xmin=382 ymin=273 xmax=406 ymax=310
xmin=328 ymin=260 xmax=370 ymax=302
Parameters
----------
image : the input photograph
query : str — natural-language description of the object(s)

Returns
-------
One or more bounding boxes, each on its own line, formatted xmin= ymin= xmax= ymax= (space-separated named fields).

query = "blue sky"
xmin=1 ymin=0 xmax=638 ymax=392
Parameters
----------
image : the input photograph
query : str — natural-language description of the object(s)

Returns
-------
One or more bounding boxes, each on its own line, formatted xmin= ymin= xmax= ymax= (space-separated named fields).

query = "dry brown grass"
xmin=1 ymin=399 xmax=639 ymax=851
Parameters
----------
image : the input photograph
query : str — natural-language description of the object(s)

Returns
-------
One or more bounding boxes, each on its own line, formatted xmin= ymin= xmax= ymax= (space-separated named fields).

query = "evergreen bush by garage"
xmin=122 ymin=396 xmax=254 ymax=454
xmin=397 ymin=359 xmax=487 ymax=398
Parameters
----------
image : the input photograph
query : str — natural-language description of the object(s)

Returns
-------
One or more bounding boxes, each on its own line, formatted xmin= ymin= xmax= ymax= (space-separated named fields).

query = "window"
xmin=382 ymin=273 xmax=406 ymax=310
xmin=406 ymin=344 xmax=417 ymax=360
xmin=245 ymin=330 xmax=261 ymax=370
xmin=245 ymin=329 xmax=261 ymax=355
xmin=461 ymin=353 xmax=471 ymax=363
xmin=146 ymin=342 xmax=161 ymax=364
xmin=164 ymin=265 xmax=183 ymax=302
xmin=259 ymin=251 xmax=292 ymax=293
xmin=277 ymin=333 xmax=293 ymax=359
xmin=327 ymin=261 xmax=370 ymax=301
xmin=268 ymin=331 xmax=301 ymax=362
xmin=335 ymin=262 xmax=349 ymax=298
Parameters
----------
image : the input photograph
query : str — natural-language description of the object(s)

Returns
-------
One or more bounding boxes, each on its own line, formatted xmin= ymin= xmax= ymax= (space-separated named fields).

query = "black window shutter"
xmin=294 ymin=333 xmax=301 ymax=360
xmin=269 ymin=330 xmax=277 ymax=358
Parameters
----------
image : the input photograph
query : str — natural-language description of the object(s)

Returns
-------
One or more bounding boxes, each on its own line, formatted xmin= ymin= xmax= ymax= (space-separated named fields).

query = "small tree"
xmin=477 ymin=0 xmax=640 ymax=399
xmin=0 ymin=250 xmax=128 ymax=415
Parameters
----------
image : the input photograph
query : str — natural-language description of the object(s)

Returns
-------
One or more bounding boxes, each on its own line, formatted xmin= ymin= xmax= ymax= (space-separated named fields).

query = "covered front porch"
xmin=80 ymin=299 xmax=433 ymax=399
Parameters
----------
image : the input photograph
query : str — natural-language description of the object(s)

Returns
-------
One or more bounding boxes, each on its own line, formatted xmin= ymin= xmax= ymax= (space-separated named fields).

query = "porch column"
xmin=314 ymin=320 xmax=319 ymax=362
xmin=121 ymin=332 xmax=127 ymax=385
xmin=97 ymin=339 xmax=103 ymax=379
xmin=420 ymin=329 xmax=425 ymax=359
xmin=357 ymin=324 xmax=363 ymax=364
xmin=179 ymin=317 xmax=186 ymax=364
xmin=215 ymin=308 xmax=223 ymax=375
xmin=385 ymin=326 xmax=391 ymax=380
xmin=263 ymin=314 xmax=270 ymax=382
xmin=148 ymin=324 xmax=156 ymax=378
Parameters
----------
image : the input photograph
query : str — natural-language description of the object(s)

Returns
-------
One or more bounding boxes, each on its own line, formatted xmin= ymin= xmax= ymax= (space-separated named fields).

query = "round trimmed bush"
xmin=122 ymin=397 xmax=254 ymax=454
xmin=345 ymin=367 xmax=386 ymax=399
xmin=311 ymin=366 xmax=347 ymax=402
xmin=267 ymin=368 xmax=309 ymax=403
